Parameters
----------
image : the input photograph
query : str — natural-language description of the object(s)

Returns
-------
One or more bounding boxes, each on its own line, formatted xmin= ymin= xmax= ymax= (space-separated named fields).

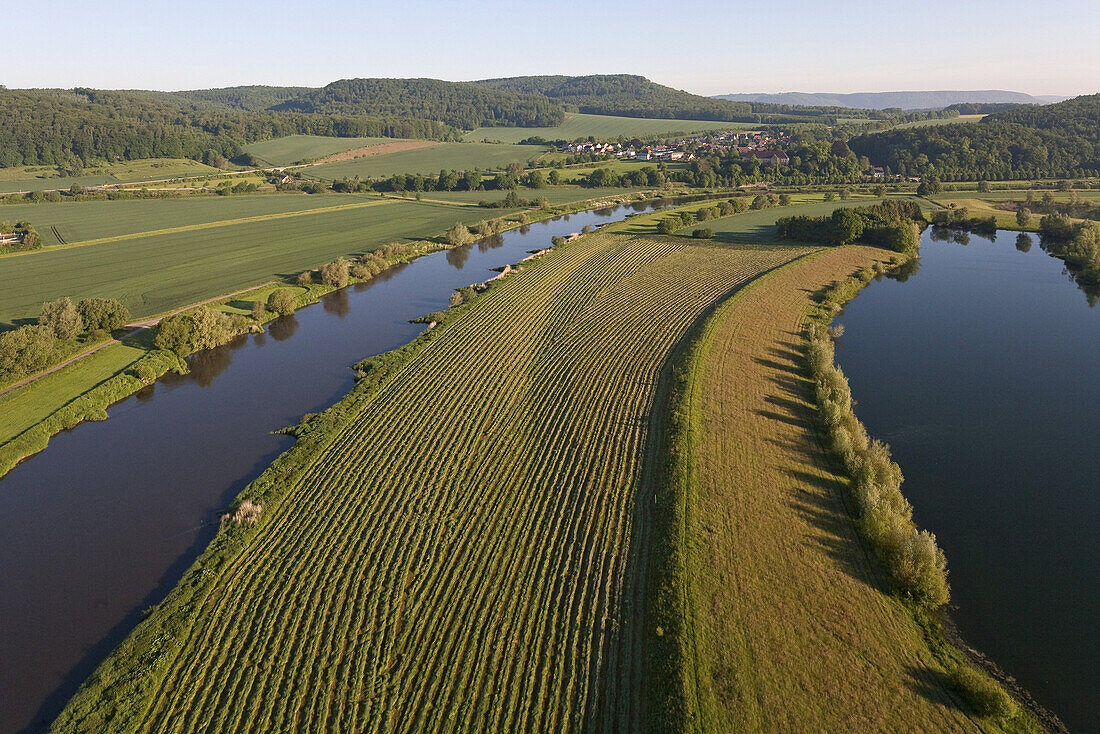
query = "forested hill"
xmin=272 ymin=78 xmax=565 ymax=128
xmin=473 ymin=74 xmax=859 ymax=123
xmin=0 ymin=87 xmax=457 ymax=169
xmin=848 ymin=94 xmax=1100 ymax=180
xmin=173 ymin=86 xmax=315 ymax=112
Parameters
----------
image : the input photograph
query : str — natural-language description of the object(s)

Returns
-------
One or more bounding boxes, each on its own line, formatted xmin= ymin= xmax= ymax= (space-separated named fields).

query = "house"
xmin=870 ymin=166 xmax=885 ymax=179
xmin=636 ymin=148 xmax=653 ymax=161
xmin=742 ymin=150 xmax=790 ymax=166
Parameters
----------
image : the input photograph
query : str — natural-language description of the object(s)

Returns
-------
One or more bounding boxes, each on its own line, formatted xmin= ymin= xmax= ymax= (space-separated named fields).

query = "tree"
xmin=548 ymin=169 xmax=562 ymax=186
xmin=320 ymin=258 xmax=350 ymax=288
xmin=77 ymin=298 xmax=130 ymax=332
xmin=39 ymin=297 xmax=83 ymax=340
xmin=267 ymin=288 xmax=297 ymax=316
xmin=916 ymin=176 xmax=942 ymax=196
xmin=778 ymin=193 xmax=792 ymax=206
xmin=656 ymin=218 xmax=678 ymax=235
xmin=977 ymin=180 xmax=991 ymax=192
xmin=445 ymin=221 xmax=473 ymax=246
xmin=154 ymin=313 xmax=195 ymax=355
xmin=830 ymin=208 xmax=865 ymax=244
xmin=1016 ymin=207 xmax=1032 ymax=228
xmin=251 ymin=301 xmax=267 ymax=321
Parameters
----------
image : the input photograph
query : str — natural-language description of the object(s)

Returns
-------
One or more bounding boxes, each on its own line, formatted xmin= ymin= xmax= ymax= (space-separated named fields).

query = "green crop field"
xmin=242 ymin=135 xmax=394 ymax=166
xmin=887 ymin=114 xmax=986 ymax=130
xmin=0 ymin=197 xmax=489 ymax=326
xmin=305 ymin=142 xmax=550 ymax=181
xmin=0 ymin=193 xmax=387 ymax=247
xmin=676 ymin=197 xmax=885 ymax=241
xmin=52 ymin=216 xmax=811 ymax=733
xmin=0 ymin=159 xmax=223 ymax=193
xmin=465 ymin=112 xmax=749 ymax=143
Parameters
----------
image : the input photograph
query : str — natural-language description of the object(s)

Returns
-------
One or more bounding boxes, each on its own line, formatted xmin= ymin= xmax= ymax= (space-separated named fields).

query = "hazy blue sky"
xmin=3 ymin=0 xmax=1097 ymax=95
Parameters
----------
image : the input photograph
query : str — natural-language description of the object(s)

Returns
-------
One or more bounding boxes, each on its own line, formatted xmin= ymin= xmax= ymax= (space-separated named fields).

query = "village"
xmin=558 ymin=128 xmax=794 ymax=165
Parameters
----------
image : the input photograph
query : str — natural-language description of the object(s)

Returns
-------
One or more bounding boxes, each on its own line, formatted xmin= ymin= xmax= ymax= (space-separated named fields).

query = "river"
xmin=0 ymin=201 xmax=670 ymax=733
xmin=836 ymin=227 xmax=1099 ymax=732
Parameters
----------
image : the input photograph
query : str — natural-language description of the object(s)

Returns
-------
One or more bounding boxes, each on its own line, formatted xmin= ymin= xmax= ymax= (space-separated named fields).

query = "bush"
xmin=296 ymin=270 xmax=313 ymax=286
xmin=0 ymin=324 xmax=56 ymax=383
xmin=691 ymin=228 xmax=714 ymax=239
xmin=1015 ymin=207 xmax=1032 ymax=228
xmin=320 ymin=258 xmax=350 ymax=288
xmin=656 ymin=218 xmax=678 ymax=235
xmin=267 ymin=288 xmax=297 ymax=316
xmin=251 ymin=301 xmax=267 ymax=322
xmin=949 ymin=666 xmax=1016 ymax=718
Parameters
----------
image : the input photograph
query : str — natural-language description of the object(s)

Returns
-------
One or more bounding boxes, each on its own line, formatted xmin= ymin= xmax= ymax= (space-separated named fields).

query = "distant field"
xmin=0 ymin=193 xmax=385 ymax=247
xmin=677 ymin=198 xmax=884 ymax=241
xmin=0 ymin=197 xmax=489 ymax=326
xmin=391 ymin=186 xmax=650 ymax=206
xmin=889 ymin=114 xmax=986 ymax=130
xmin=305 ymin=142 xmax=548 ymax=180
xmin=242 ymin=135 xmax=393 ymax=166
xmin=465 ymin=112 xmax=747 ymax=143
xmin=0 ymin=159 xmax=223 ymax=193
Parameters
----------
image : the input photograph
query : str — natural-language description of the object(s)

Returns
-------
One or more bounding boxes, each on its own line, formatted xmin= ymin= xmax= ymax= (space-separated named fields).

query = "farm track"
xmin=55 ymin=228 xmax=809 ymax=733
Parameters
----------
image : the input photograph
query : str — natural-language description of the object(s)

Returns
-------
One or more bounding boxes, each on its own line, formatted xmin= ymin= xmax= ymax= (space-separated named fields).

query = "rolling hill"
xmin=714 ymin=90 xmax=1068 ymax=110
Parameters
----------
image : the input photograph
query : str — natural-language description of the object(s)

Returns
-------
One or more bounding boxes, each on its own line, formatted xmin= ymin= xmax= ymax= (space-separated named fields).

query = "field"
xmin=674 ymin=197 xmax=884 ymax=241
xmin=0 ymin=159 xmax=224 ymax=193
xmin=0 ymin=196 xmax=490 ymax=326
xmin=0 ymin=193 xmax=387 ymax=247
xmin=242 ymin=135 xmax=394 ymax=166
xmin=673 ymin=246 xmax=980 ymax=730
xmin=51 ymin=213 xmax=813 ymax=732
xmin=464 ymin=113 xmax=750 ymax=143
xmin=305 ymin=142 xmax=549 ymax=181
xmin=888 ymin=114 xmax=986 ymax=130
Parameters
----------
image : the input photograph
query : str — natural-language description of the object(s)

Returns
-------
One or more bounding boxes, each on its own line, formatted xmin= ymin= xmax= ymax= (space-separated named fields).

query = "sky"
xmin=2 ymin=0 xmax=1097 ymax=96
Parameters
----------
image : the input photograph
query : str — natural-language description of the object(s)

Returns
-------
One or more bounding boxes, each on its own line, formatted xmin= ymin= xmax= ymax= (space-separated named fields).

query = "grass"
xmin=664 ymin=245 xmax=997 ymax=730
xmin=242 ymin=135 xmax=394 ymax=166
xmin=0 ymin=193 xmax=386 ymax=247
xmin=0 ymin=197 xmax=486 ymax=327
xmin=0 ymin=340 xmax=147 ymax=444
xmin=305 ymin=142 xmax=550 ymax=180
xmin=672 ymin=196 xmax=885 ymax=241
xmin=50 ymin=217 xmax=812 ymax=733
xmin=0 ymin=159 xmax=223 ymax=193
xmin=464 ymin=112 xmax=750 ymax=143
xmin=888 ymin=114 xmax=986 ymax=130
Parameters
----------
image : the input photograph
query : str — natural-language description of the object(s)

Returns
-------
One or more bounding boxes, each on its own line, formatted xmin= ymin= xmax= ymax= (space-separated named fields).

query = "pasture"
xmin=305 ymin=142 xmax=549 ymax=181
xmin=0 ymin=159 xmax=223 ymax=193
xmin=0 ymin=197 xmax=486 ymax=326
xmin=242 ymin=135 xmax=394 ymax=166
xmin=464 ymin=112 xmax=749 ymax=143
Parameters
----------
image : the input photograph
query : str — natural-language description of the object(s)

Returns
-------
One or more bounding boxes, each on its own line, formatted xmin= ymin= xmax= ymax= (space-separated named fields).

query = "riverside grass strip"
xmin=665 ymin=246 xmax=994 ymax=732
xmin=52 ymin=224 xmax=808 ymax=733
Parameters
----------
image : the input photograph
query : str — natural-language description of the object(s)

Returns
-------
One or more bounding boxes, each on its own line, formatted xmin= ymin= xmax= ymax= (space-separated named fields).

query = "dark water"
xmin=836 ymin=228 xmax=1099 ymax=732
xmin=0 ymin=201 xmax=669 ymax=734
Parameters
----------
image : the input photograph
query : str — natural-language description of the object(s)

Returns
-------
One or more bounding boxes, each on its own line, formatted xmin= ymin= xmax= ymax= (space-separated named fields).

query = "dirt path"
xmin=0 ymin=281 xmax=277 ymax=398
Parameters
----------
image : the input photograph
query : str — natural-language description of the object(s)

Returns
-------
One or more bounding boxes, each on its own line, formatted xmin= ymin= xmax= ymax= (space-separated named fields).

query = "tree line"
xmin=776 ymin=200 xmax=925 ymax=252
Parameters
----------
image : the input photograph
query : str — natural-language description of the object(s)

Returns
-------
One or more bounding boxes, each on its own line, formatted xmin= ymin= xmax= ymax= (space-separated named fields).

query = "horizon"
xmin=2 ymin=0 xmax=1097 ymax=98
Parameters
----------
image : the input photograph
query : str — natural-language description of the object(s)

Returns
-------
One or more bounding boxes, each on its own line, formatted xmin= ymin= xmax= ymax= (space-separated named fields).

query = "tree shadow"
xmin=904 ymin=664 xmax=964 ymax=711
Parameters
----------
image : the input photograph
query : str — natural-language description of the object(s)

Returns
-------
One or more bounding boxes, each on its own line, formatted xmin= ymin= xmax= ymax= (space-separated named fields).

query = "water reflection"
xmin=1015 ymin=233 xmax=1033 ymax=253
xmin=477 ymin=234 xmax=505 ymax=252
xmin=447 ymin=245 xmax=471 ymax=270
xmin=268 ymin=314 xmax=298 ymax=341
xmin=185 ymin=340 xmax=238 ymax=388
xmin=322 ymin=289 xmax=350 ymax=318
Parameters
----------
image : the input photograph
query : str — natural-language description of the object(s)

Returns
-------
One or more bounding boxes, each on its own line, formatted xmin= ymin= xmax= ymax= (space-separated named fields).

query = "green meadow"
xmin=305 ymin=142 xmax=550 ymax=180
xmin=241 ymin=135 xmax=394 ymax=166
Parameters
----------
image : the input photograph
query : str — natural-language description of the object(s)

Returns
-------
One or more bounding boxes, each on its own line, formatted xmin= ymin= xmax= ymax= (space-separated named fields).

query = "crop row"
xmin=59 ymin=227 xmax=807 ymax=733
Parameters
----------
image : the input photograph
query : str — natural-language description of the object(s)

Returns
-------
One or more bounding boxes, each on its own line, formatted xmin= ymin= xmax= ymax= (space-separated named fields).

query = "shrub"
xmin=1015 ymin=207 xmax=1032 ymax=228
xmin=223 ymin=499 xmax=263 ymax=526
xmin=131 ymin=362 xmax=157 ymax=382
xmin=251 ymin=301 xmax=267 ymax=322
xmin=691 ymin=228 xmax=714 ymax=239
xmin=296 ymin=270 xmax=313 ymax=286
xmin=0 ymin=324 xmax=56 ymax=382
xmin=949 ymin=666 xmax=1017 ymax=718
xmin=267 ymin=288 xmax=297 ymax=316
xmin=656 ymin=218 xmax=678 ymax=235
xmin=320 ymin=258 xmax=350 ymax=288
